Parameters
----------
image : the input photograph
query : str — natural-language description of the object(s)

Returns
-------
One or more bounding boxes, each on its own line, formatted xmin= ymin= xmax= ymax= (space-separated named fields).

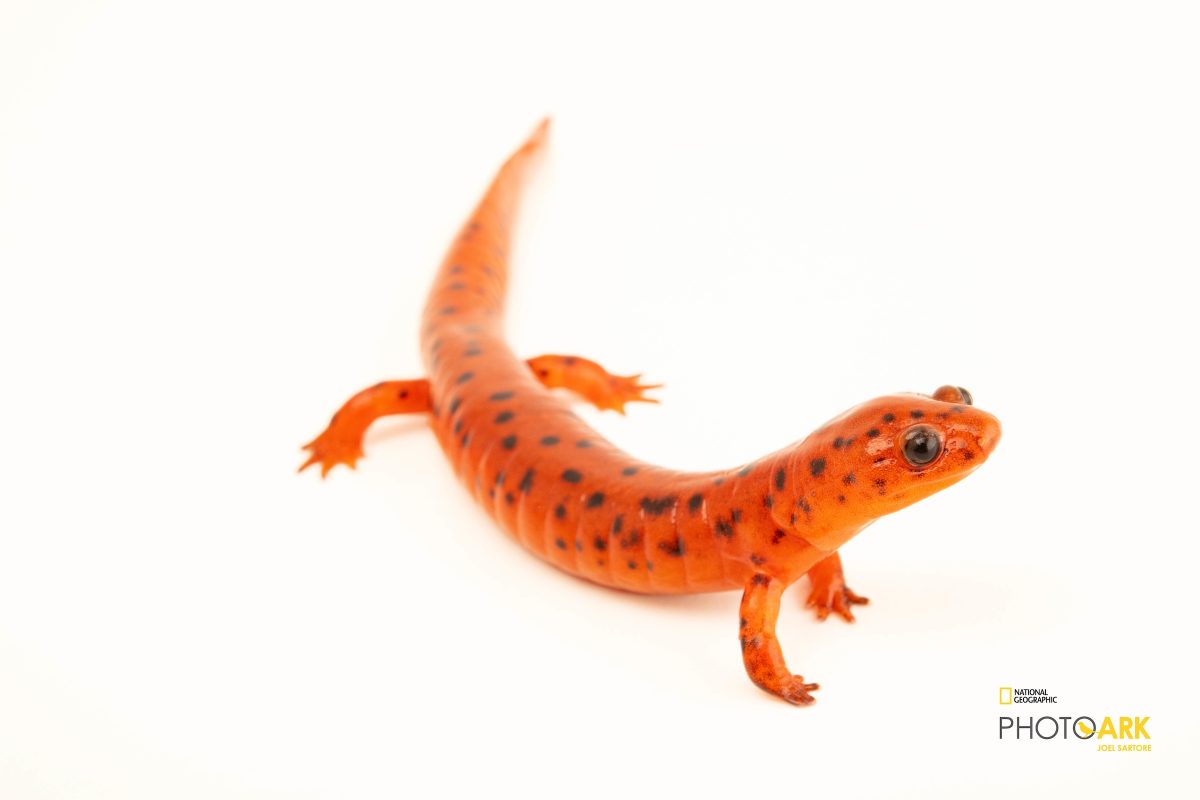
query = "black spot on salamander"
xmin=504 ymin=492 xmax=514 ymax=505
xmin=789 ymin=513 xmax=797 ymax=525
xmin=883 ymin=413 xmax=895 ymax=423
xmin=500 ymin=435 xmax=518 ymax=450
xmin=842 ymin=473 xmax=856 ymax=485
xmin=562 ymin=469 xmax=583 ymax=483
xmin=739 ymin=617 xmax=748 ymax=629
xmin=398 ymin=389 xmax=409 ymax=399
xmin=495 ymin=471 xmax=506 ymax=486
xmin=763 ymin=494 xmax=774 ymax=509
xmin=952 ymin=406 xmax=966 ymax=413
xmin=774 ymin=468 xmax=786 ymax=491
xmin=563 ymin=356 xmax=577 ymax=365
xmin=494 ymin=411 xmax=514 ymax=424
xmin=448 ymin=397 xmax=462 ymax=414
xmin=619 ymin=531 xmax=643 ymax=549
xmin=439 ymin=306 xmax=457 ymax=316
xmin=627 ymin=560 xmax=638 ymax=570
xmin=453 ymin=419 xmax=463 ymax=434
xmin=621 ymin=466 xmax=639 ymax=476
xmin=866 ymin=428 xmax=880 ymax=438
xmin=873 ymin=478 xmax=887 ymax=495
xmin=688 ymin=493 xmax=704 ymax=514
xmin=738 ymin=465 xmax=754 ymax=478
xmin=963 ymin=449 xmax=976 ymax=461
xmin=714 ymin=518 xmax=734 ymax=538
xmin=554 ymin=504 xmax=567 ymax=519
xmin=797 ymin=498 xmax=812 ymax=515
xmin=658 ymin=537 xmax=685 ymax=557
xmin=936 ymin=411 xmax=949 ymax=419
xmin=740 ymin=636 xmax=762 ymax=652
xmin=750 ymin=553 xmax=767 ymax=566
xmin=833 ymin=437 xmax=844 ymax=449
xmin=540 ymin=435 xmax=560 ymax=446
xmin=611 ymin=515 xmax=624 ymax=534
xmin=640 ymin=496 xmax=677 ymax=516
xmin=554 ymin=538 xmax=567 ymax=550
xmin=456 ymin=372 xmax=474 ymax=385
xmin=837 ymin=494 xmax=846 ymax=504
xmin=574 ymin=539 xmax=583 ymax=552
xmin=771 ymin=529 xmax=786 ymax=544
xmin=460 ymin=433 xmax=470 ymax=446
xmin=586 ymin=492 xmax=605 ymax=508
xmin=752 ymin=574 xmax=770 ymax=586
xmin=910 ymin=410 xmax=925 ymax=419
xmin=714 ymin=477 xmax=725 ymax=486
xmin=873 ymin=457 xmax=888 ymax=467
xmin=489 ymin=391 xmax=514 ymax=401
xmin=464 ymin=347 xmax=482 ymax=357
xmin=810 ymin=458 xmax=826 ymax=477
xmin=518 ymin=469 xmax=534 ymax=493
xmin=646 ymin=561 xmax=654 ymax=571
xmin=447 ymin=281 xmax=466 ymax=290
xmin=576 ymin=440 xmax=592 ymax=448
xmin=449 ymin=264 xmax=464 ymax=274
xmin=731 ymin=509 xmax=743 ymax=523
xmin=593 ymin=536 xmax=607 ymax=552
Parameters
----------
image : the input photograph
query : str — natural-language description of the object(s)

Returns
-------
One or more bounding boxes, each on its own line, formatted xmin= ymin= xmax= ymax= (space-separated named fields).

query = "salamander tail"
xmin=421 ymin=118 xmax=551 ymax=332
xmin=522 ymin=116 xmax=551 ymax=155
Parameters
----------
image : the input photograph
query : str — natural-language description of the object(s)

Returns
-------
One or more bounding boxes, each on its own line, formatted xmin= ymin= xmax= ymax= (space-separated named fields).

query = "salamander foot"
xmin=804 ymin=551 xmax=869 ymax=623
xmin=526 ymin=354 xmax=662 ymax=414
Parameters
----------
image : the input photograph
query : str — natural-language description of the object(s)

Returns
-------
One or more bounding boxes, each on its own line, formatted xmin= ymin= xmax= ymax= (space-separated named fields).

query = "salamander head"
xmin=795 ymin=385 xmax=1001 ymax=550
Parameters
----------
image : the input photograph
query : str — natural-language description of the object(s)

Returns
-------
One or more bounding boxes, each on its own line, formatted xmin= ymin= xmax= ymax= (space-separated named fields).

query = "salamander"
xmin=300 ymin=119 xmax=1002 ymax=705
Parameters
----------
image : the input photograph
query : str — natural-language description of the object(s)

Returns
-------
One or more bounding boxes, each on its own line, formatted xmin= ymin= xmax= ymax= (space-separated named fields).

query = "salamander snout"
xmin=975 ymin=413 xmax=1001 ymax=456
xmin=930 ymin=384 xmax=1000 ymax=456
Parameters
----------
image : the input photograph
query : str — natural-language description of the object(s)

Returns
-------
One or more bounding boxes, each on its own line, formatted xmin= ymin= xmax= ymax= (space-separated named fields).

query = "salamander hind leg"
xmin=526 ymin=354 xmax=661 ymax=414
xmin=804 ymin=552 xmax=869 ymax=623
xmin=740 ymin=574 xmax=820 ymax=705
xmin=299 ymin=379 xmax=431 ymax=477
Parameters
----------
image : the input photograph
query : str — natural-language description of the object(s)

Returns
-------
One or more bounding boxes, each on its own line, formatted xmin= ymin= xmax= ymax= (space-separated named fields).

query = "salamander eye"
xmin=933 ymin=385 xmax=973 ymax=404
xmin=902 ymin=425 xmax=942 ymax=467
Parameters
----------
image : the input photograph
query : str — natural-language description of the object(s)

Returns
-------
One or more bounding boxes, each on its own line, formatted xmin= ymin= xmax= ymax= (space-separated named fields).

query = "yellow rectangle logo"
xmin=999 ymin=687 xmax=1012 ymax=704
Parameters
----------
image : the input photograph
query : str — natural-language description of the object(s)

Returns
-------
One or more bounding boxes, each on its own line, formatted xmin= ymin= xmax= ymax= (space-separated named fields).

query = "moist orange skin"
xmin=301 ymin=120 xmax=1002 ymax=705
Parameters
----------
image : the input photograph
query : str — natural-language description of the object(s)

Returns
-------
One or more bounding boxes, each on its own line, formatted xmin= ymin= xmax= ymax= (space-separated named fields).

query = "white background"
xmin=2 ymin=1 xmax=1197 ymax=797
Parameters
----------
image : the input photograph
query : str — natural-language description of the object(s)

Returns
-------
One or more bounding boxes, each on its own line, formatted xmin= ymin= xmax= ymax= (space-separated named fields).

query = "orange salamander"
xmin=300 ymin=119 xmax=1002 ymax=705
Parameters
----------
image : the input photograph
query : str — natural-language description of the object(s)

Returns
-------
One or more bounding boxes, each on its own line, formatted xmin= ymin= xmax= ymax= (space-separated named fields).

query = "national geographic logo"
xmin=999 ymin=687 xmax=1057 ymax=704
xmin=997 ymin=687 xmax=1151 ymax=753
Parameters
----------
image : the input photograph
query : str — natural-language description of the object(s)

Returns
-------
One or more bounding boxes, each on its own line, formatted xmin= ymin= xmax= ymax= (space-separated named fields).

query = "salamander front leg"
xmin=526 ymin=354 xmax=661 ymax=414
xmin=804 ymin=552 xmax=869 ymax=623
xmin=300 ymin=379 xmax=431 ymax=476
xmin=740 ymin=574 xmax=820 ymax=705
